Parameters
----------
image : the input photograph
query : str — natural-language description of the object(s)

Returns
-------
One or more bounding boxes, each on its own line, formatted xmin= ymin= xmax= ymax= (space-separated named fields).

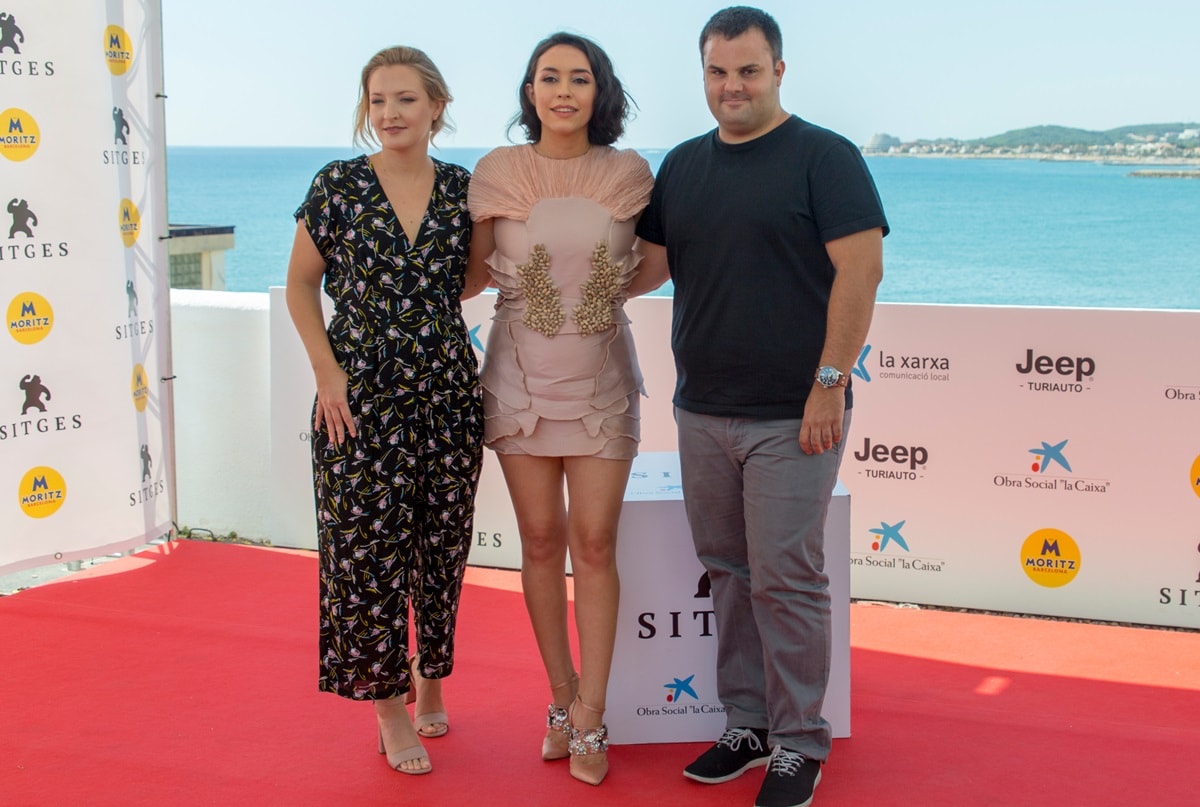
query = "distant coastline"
xmin=871 ymin=151 xmax=1200 ymax=168
xmin=862 ymin=122 xmax=1200 ymax=169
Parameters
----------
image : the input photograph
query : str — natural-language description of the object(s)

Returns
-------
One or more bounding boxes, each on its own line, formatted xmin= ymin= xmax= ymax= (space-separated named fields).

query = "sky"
xmin=161 ymin=0 xmax=1198 ymax=150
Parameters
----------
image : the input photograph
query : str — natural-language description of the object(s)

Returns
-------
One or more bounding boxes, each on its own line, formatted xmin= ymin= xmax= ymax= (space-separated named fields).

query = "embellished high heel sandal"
xmin=568 ymin=696 xmax=609 ymax=785
xmin=543 ymin=672 xmax=579 ymax=761
xmin=405 ymin=654 xmax=449 ymax=738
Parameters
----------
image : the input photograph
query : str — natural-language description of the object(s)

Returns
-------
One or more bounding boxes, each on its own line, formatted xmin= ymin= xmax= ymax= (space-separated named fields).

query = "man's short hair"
xmin=699 ymin=6 xmax=783 ymax=63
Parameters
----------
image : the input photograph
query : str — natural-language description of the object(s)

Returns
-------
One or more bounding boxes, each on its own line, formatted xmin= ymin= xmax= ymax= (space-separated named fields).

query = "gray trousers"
xmin=676 ymin=407 xmax=850 ymax=760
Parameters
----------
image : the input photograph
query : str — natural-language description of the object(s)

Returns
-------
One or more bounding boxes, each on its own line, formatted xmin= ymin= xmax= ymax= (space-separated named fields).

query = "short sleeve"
xmin=810 ymin=141 xmax=890 ymax=243
xmin=635 ymin=156 xmax=669 ymax=246
xmin=294 ymin=161 xmax=344 ymax=259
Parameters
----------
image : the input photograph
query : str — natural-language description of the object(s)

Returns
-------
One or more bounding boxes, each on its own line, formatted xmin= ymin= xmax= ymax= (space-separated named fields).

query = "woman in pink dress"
xmin=466 ymin=32 xmax=667 ymax=785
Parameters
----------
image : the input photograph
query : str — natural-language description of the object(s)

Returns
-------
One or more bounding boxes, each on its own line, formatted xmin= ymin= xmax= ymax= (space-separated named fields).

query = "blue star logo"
xmin=663 ymin=675 xmax=698 ymax=702
xmin=469 ymin=324 xmax=484 ymax=353
xmin=852 ymin=344 xmax=872 ymax=382
xmin=869 ymin=520 xmax=910 ymax=552
xmin=1029 ymin=439 xmax=1071 ymax=473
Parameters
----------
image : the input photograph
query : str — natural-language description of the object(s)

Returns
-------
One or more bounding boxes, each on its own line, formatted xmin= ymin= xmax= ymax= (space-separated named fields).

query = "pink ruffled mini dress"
xmin=467 ymin=145 xmax=654 ymax=459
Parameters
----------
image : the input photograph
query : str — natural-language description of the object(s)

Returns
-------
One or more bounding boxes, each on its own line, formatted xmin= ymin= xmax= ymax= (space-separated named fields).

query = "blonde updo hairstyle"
xmin=352 ymin=46 xmax=455 ymax=148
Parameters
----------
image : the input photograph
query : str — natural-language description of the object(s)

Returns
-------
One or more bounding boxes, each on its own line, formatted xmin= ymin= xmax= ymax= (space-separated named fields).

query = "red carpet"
xmin=1 ymin=540 xmax=1196 ymax=806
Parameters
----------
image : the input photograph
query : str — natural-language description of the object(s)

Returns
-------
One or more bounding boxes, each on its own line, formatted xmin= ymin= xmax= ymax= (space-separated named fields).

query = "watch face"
xmin=818 ymin=367 xmax=844 ymax=387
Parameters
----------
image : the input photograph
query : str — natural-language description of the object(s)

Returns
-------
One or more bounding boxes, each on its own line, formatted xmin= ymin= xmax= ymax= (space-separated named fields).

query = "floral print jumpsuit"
xmin=296 ymin=156 xmax=483 ymax=700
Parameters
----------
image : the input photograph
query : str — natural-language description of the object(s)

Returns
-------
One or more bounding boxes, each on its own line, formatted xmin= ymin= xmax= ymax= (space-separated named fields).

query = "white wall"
xmin=169 ymin=289 xmax=272 ymax=538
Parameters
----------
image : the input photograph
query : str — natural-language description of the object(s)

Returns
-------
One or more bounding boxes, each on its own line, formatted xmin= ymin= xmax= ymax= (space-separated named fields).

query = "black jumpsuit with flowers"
xmin=296 ymin=156 xmax=483 ymax=700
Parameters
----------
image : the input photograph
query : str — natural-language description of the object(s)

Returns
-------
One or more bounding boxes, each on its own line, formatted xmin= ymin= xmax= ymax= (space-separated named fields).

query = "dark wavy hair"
xmin=508 ymin=32 xmax=634 ymax=146
xmin=699 ymin=6 xmax=783 ymax=63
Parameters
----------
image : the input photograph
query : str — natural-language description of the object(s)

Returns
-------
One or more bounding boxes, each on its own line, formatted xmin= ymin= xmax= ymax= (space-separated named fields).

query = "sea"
xmin=165 ymin=146 xmax=1200 ymax=309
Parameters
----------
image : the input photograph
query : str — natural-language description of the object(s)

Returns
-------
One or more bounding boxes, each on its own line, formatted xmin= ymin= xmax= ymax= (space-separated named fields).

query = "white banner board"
xmin=1 ymin=1 xmax=174 ymax=573
xmin=268 ymin=288 xmax=1200 ymax=629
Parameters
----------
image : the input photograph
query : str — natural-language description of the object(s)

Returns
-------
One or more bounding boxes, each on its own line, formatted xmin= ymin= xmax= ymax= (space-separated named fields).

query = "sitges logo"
xmin=1 ymin=373 xmax=84 ymax=442
xmin=1020 ymin=528 xmax=1081 ymax=587
xmin=1191 ymin=454 xmax=1200 ymax=501
xmin=103 ymin=25 xmax=132 ymax=75
xmin=130 ymin=443 xmax=166 ymax=506
xmin=636 ymin=571 xmax=716 ymax=640
xmin=1 ymin=107 xmax=39 ymax=161
xmin=103 ymin=107 xmax=148 ymax=166
xmin=7 ymin=291 xmax=53 ymax=344
xmin=3 ymin=197 xmax=70 ymax=262
xmin=116 ymin=279 xmax=154 ymax=341
xmin=1156 ymin=540 xmax=1200 ymax=607
xmin=0 ymin=12 xmax=54 ymax=76
xmin=1015 ymin=349 xmax=1096 ymax=393
xmin=19 ymin=465 xmax=66 ymax=518
xmin=852 ymin=437 xmax=929 ymax=481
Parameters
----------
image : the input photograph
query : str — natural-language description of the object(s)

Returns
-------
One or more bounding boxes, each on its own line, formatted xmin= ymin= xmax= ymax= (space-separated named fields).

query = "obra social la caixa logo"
xmin=993 ymin=438 xmax=1110 ymax=494
xmin=1020 ymin=528 xmax=1082 ymax=588
xmin=853 ymin=518 xmax=945 ymax=573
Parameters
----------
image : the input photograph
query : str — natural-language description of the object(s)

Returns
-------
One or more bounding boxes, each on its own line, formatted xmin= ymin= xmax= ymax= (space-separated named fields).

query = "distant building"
xmin=863 ymin=133 xmax=902 ymax=153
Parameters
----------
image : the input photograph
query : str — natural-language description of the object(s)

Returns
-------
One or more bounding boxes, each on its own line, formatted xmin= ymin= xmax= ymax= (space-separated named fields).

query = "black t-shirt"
xmin=637 ymin=116 xmax=888 ymax=419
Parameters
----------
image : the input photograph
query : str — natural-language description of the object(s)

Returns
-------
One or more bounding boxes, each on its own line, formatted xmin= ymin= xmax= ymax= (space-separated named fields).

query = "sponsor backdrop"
xmin=271 ymin=296 xmax=1199 ymax=630
xmin=844 ymin=305 xmax=1200 ymax=630
xmin=0 ymin=1 xmax=174 ymax=573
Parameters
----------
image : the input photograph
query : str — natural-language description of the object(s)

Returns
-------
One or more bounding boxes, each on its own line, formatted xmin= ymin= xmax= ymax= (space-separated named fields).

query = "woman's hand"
xmin=313 ymin=362 xmax=357 ymax=445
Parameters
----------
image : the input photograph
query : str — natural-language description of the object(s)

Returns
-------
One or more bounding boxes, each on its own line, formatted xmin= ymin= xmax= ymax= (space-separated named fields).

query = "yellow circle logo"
xmin=1191 ymin=454 xmax=1200 ymax=500
xmin=132 ymin=364 xmax=150 ymax=412
xmin=1020 ymin=528 xmax=1081 ymax=587
xmin=104 ymin=25 xmax=133 ymax=75
xmin=7 ymin=292 xmax=54 ymax=344
xmin=1 ymin=108 xmax=40 ymax=162
xmin=19 ymin=466 xmax=67 ymax=519
xmin=119 ymin=198 xmax=141 ymax=247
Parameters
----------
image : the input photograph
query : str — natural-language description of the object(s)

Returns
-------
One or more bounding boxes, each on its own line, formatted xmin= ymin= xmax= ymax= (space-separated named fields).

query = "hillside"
xmin=973 ymin=123 xmax=1200 ymax=148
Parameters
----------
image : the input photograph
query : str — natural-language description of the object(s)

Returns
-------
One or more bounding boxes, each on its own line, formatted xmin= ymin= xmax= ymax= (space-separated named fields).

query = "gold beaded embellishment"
xmin=516 ymin=244 xmax=565 ymax=337
xmin=573 ymin=241 xmax=622 ymax=336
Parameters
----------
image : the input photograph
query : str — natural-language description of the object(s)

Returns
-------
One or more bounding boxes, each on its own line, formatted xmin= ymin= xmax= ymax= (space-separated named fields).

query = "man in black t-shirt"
xmin=636 ymin=7 xmax=887 ymax=807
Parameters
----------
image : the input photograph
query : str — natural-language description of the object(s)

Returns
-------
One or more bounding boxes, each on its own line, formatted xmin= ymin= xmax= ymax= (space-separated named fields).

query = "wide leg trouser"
xmin=676 ymin=407 xmax=849 ymax=760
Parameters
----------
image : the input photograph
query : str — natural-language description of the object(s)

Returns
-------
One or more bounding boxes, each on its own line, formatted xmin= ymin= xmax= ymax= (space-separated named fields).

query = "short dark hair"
xmin=508 ymin=32 xmax=634 ymax=146
xmin=699 ymin=6 xmax=783 ymax=64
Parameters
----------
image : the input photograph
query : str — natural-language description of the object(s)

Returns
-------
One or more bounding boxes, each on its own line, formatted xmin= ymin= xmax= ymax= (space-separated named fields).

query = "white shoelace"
xmin=716 ymin=727 xmax=765 ymax=753
xmin=767 ymin=746 xmax=808 ymax=776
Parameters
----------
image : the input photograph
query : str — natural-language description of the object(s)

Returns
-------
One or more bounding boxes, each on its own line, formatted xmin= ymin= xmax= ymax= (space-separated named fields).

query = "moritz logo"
xmin=1 ymin=108 xmax=39 ymax=161
xmin=103 ymin=25 xmax=132 ymax=74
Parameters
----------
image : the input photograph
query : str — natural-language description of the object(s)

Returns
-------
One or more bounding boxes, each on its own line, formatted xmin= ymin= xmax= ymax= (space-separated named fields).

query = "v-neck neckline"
xmin=366 ymin=155 xmax=438 ymax=247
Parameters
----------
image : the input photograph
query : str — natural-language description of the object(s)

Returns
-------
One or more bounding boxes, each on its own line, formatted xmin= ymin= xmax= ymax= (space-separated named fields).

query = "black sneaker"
xmin=682 ymin=727 xmax=771 ymax=784
xmin=754 ymin=746 xmax=822 ymax=807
